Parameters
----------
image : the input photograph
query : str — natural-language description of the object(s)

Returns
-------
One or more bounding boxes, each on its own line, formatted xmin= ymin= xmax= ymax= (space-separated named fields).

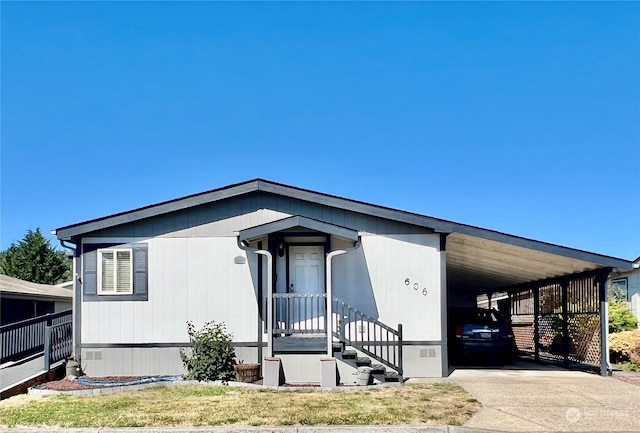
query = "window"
xmin=609 ymin=278 xmax=628 ymax=302
xmin=83 ymin=243 xmax=147 ymax=301
xmin=98 ymin=249 xmax=133 ymax=294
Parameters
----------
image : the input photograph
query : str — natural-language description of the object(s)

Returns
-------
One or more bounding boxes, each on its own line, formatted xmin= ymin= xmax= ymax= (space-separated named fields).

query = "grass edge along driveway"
xmin=0 ymin=383 xmax=480 ymax=428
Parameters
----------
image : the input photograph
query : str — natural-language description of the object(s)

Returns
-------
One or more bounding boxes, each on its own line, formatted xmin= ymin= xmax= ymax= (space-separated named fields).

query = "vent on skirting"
xmin=419 ymin=348 xmax=437 ymax=358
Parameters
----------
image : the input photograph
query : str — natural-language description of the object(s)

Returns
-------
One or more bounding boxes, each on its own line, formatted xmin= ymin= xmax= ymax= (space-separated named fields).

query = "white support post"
xmin=256 ymin=250 xmax=274 ymax=358
xmin=237 ymin=238 xmax=274 ymax=360
xmin=325 ymin=240 xmax=361 ymax=356
xmin=326 ymin=250 xmax=347 ymax=356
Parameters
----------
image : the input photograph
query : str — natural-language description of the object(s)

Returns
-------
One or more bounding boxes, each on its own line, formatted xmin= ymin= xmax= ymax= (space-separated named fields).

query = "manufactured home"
xmin=54 ymin=179 xmax=632 ymax=382
xmin=607 ymin=256 xmax=640 ymax=324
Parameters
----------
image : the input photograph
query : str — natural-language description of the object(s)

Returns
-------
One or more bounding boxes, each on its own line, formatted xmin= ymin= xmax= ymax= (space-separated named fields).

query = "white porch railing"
xmin=272 ymin=293 xmax=327 ymax=335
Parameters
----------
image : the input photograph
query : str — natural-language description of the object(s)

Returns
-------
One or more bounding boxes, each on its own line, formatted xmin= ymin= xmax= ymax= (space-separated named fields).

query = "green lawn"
xmin=0 ymin=383 xmax=480 ymax=427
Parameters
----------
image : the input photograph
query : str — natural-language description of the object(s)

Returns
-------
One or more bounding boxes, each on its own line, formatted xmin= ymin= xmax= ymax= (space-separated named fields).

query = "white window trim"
xmin=97 ymin=248 xmax=133 ymax=295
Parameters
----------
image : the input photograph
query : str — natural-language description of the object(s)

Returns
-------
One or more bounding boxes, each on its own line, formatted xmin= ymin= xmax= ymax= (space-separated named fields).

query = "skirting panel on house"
xmin=80 ymin=346 xmax=259 ymax=377
xmin=402 ymin=344 xmax=445 ymax=377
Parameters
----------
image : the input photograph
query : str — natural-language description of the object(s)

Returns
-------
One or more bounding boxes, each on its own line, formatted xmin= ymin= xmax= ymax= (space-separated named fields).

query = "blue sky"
xmin=1 ymin=2 xmax=639 ymax=260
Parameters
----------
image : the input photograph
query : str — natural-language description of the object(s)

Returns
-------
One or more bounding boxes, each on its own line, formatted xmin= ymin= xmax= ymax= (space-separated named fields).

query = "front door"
xmin=288 ymin=245 xmax=325 ymax=332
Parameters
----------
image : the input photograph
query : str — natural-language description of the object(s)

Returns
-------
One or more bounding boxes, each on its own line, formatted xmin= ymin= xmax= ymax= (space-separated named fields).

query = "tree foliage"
xmin=0 ymin=228 xmax=71 ymax=284
xmin=180 ymin=320 xmax=236 ymax=381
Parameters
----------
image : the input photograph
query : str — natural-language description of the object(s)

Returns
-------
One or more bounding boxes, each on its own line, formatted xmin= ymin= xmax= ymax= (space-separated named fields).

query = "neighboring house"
xmin=0 ymin=275 xmax=72 ymax=325
xmin=607 ymin=256 xmax=640 ymax=325
xmin=56 ymin=281 xmax=74 ymax=291
xmin=54 ymin=179 xmax=632 ymax=381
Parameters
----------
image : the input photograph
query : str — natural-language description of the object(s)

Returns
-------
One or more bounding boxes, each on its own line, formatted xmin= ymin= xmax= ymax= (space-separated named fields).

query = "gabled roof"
xmin=54 ymin=178 xmax=633 ymax=292
xmin=0 ymin=274 xmax=73 ymax=301
xmin=55 ymin=179 xmax=457 ymax=239
xmin=239 ymin=215 xmax=359 ymax=243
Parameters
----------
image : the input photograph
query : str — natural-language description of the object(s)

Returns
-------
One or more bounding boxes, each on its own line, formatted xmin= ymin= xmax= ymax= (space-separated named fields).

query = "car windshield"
xmin=471 ymin=310 xmax=500 ymax=324
xmin=453 ymin=309 xmax=503 ymax=324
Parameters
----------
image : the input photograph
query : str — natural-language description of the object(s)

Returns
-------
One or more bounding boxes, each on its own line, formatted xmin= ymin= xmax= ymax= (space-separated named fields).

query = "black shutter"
xmin=133 ymin=244 xmax=148 ymax=299
xmin=83 ymin=242 xmax=148 ymax=302
xmin=83 ymin=248 xmax=98 ymax=298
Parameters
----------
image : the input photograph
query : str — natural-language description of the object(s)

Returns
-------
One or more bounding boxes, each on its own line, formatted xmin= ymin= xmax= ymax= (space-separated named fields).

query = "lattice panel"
xmin=504 ymin=272 xmax=607 ymax=368
xmin=537 ymin=314 xmax=563 ymax=361
xmin=511 ymin=314 xmax=535 ymax=353
xmin=567 ymin=313 xmax=600 ymax=365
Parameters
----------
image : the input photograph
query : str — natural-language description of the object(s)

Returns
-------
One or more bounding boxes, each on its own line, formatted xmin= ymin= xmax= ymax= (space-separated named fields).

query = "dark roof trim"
xmin=239 ymin=216 xmax=359 ymax=242
xmin=55 ymin=178 xmax=633 ymax=270
xmin=0 ymin=292 xmax=72 ymax=302
xmin=55 ymin=180 xmax=261 ymax=239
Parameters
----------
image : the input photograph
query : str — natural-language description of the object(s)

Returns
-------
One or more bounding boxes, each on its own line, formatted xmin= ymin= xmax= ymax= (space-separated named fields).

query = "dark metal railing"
xmin=273 ymin=293 xmax=327 ymax=335
xmin=44 ymin=321 xmax=73 ymax=370
xmin=332 ymin=297 xmax=403 ymax=376
xmin=0 ymin=310 xmax=72 ymax=364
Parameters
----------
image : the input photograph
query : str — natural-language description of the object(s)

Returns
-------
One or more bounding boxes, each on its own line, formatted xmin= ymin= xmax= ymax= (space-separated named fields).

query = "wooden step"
xmin=341 ymin=350 xmax=357 ymax=359
xmin=355 ymin=357 xmax=372 ymax=366
xmin=370 ymin=364 xmax=386 ymax=374
xmin=383 ymin=372 xmax=401 ymax=382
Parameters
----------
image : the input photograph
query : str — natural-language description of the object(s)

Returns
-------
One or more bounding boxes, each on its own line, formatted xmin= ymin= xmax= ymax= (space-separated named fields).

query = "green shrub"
xmin=617 ymin=362 xmax=640 ymax=372
xmin=180 ymin=321 xmax=236 ymax=381
xmin=609 ymin=329 xmax=640 ymax=364
xmin=608 ymin=300 xmax=638 ymax=333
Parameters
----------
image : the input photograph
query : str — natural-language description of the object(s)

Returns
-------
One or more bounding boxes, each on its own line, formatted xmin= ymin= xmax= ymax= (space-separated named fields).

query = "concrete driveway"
xmin=448 ymin=362 xmax=640 ymax=432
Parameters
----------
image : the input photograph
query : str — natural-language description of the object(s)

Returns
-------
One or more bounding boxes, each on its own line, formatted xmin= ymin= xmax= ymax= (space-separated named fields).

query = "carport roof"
xmin=54 ymin=179 xmax=633 ymax=293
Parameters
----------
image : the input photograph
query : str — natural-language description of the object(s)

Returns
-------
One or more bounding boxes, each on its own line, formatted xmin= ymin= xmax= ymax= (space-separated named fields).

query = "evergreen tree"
xmin=0 ymin=228 xmax=71 ymax=284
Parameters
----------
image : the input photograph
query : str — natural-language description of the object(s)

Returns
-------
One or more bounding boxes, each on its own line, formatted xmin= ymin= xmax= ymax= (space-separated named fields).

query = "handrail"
xmin=272 ymin=293 xmax=327 ymax=335
xmin=332 ymin=297 xmax=403 ymax=376
xmin=0 ymin=310 xmax=72 ymax=363
xmin=0 ymin=310 xmax=72 ymax=333
xmin=44 ymin=321 xmax=73 ymax=370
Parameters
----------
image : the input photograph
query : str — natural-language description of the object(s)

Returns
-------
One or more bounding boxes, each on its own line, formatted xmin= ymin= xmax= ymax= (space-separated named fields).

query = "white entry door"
xmin=289 ymin=245 xmax=325 ymax=331
xmin=290 ymin=246 xmax=324 ymax=295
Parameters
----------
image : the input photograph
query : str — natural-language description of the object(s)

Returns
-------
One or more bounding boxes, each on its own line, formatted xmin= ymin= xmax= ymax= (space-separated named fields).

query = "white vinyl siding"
xmin=98 ymin=249 xmax=133 ymax=294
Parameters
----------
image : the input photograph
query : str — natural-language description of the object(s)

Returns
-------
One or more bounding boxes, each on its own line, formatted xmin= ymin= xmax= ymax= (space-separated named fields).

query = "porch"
xmin=269 ymin=292 xmax=403 ymax=376
xmin=238 ymin=215 xmax=405 ymax=378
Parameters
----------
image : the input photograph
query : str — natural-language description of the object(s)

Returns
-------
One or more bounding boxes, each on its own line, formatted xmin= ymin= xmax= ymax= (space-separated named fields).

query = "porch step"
xmin=383 ymin=371 xmax=401 ymax=382
xmin=370 ymin=364 xmax=386 ymax=374
xmin=341 ymin=350 xmax=357 ymax=359
xmin=335 ymin=349 xmax=402 ymax=384
xmin=355 ymin=357 xmax=371 ymax=367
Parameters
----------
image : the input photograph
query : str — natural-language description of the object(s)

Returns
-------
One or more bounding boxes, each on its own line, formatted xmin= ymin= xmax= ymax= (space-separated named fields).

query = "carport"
xmin=443 ymin=229 xmax=634 ymax=376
